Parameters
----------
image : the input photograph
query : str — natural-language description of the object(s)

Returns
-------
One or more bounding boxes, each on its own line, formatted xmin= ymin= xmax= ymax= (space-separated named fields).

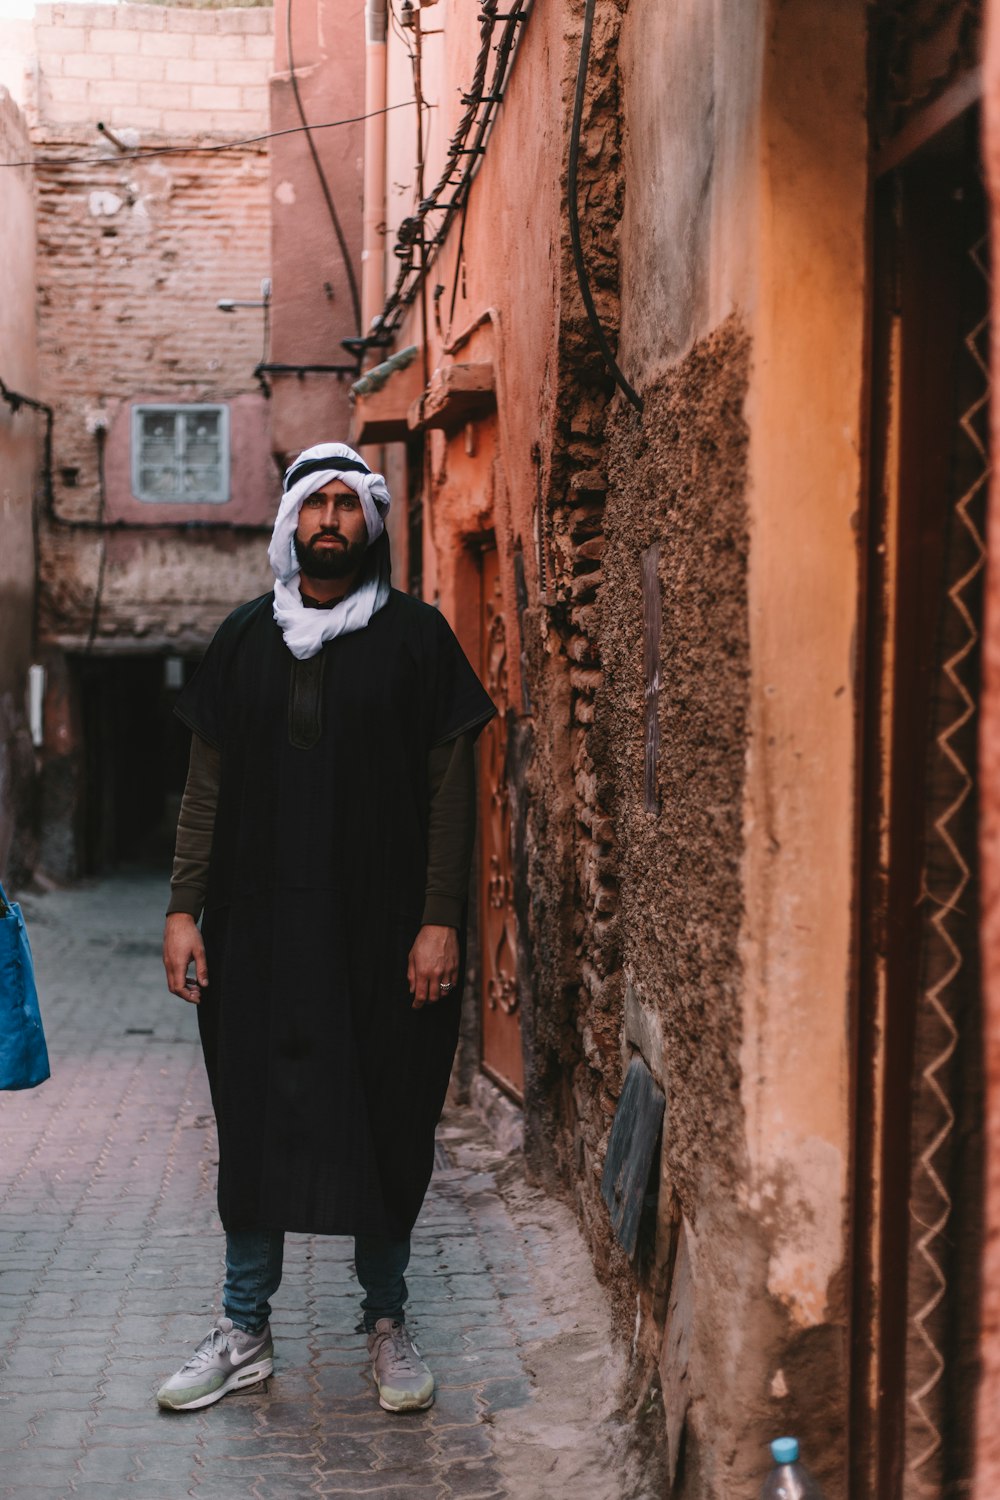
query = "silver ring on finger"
xmin=439 ymin=980 xmax=454 ymax=991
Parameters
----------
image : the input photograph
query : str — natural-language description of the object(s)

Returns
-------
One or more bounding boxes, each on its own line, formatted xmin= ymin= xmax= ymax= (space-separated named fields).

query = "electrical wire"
xmin=285 ymin=0 xmax=362 ymax=335
xmin=0 ymin=101 xmax=414 ymax=172
xmin=568 ymin=0 xmax=642 ymax=414
xmin=2 ymin=374 xmax=272 ymax=532
xmin=358 ymin=0 xmax=531 ymax=352
xmin=388 ymin=0 xmax=417 ymax=66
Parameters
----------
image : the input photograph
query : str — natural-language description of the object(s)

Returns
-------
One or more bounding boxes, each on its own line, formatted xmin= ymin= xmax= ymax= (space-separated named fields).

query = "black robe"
xmin=174 ymin=589 xmax=496 ymax=1238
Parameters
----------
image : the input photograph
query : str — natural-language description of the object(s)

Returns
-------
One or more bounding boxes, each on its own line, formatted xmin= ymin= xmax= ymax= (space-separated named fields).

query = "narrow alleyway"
xmin=0 ymin=876 xmax=629 ymax=1500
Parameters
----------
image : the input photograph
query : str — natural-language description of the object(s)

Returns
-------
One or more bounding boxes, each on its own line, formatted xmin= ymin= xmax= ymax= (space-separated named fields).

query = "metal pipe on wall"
xmin=362 ymin=0 xmax=388 ymax=352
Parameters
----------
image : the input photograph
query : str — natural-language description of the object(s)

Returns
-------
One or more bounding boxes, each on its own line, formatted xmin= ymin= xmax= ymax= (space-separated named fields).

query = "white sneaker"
xmin=367 ymin=1319 xmax=434 ymax=1412
xmin=156 ymin=1317 xmax=273 ymax=1411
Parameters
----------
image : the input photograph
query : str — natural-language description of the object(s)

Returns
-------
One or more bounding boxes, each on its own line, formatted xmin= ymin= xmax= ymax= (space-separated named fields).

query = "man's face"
xmin=293 ymin=480 xmax=369 ymax=579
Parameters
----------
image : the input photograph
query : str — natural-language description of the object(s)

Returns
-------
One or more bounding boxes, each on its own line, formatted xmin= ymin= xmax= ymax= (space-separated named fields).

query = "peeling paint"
xmin=761 ymin=1136 xmax=845 ymax=1327
xmin=88 ymin=190 xmax=123 ymax=218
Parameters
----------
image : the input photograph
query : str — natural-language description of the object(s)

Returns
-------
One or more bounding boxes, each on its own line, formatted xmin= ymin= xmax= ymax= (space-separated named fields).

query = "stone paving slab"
xmin=0 ymin=874 xmax=629 ymax=1499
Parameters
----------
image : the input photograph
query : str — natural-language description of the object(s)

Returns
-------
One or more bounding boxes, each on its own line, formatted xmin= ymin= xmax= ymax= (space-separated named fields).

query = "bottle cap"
xmin=771 ymin=1437 xmax=799 ymax=1465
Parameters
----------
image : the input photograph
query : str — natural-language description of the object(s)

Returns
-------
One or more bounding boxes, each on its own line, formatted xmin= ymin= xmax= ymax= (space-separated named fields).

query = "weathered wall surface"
xmin=16 ymin=1 xmax=272 ymax=137
xmin=376 ymin=0 xmax=602 ymax=1187
xmin=9 ymin=4 xmax=277 ymax=880
xmin=376 ymin=0 xmax=866 ymax=1492
xmin=600 ymin=324 xmax=755 ymax=1476
xmin=0 ymin=90 xmax=40 ymax=885
xmin=24 ymin=3 xmax=275 ymax=651
xmin=268 ymin=0 xmax=364 ymax=461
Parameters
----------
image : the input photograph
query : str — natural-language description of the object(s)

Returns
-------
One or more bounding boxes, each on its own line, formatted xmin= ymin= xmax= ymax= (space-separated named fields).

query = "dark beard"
xmin=293 ymin=531 xmax=368 ymax=580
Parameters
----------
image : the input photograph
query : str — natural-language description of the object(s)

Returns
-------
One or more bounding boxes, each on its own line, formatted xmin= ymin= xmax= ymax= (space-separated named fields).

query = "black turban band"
xmin=283 ymin=456 xmax=372 ymax=492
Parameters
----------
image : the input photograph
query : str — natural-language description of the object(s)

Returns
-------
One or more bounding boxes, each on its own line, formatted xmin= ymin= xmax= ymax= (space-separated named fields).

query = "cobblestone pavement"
xmin=0 ymin=874 xmax=625 ymax=1500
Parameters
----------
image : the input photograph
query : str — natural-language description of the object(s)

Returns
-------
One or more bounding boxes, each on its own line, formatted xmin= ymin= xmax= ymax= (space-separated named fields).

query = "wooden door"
xmin=478 ymin=546 xmax=523 ymax=1100
xmin=853 ymin=115 xmax=987 ymax=1499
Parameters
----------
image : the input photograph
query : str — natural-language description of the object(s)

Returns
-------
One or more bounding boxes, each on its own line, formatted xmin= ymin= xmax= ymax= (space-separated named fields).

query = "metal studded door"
xmin=478 ymin=546 xmax=524 ymax=1100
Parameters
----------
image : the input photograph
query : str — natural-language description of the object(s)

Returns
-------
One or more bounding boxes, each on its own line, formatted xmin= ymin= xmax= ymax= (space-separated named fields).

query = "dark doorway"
xmin=73 ymin=654 xmax=197 ymax=875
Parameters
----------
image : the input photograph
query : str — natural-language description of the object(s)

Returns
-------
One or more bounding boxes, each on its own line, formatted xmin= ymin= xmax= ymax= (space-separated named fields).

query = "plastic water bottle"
xmin=760 ymin=1438 xmax=825 ymax=1499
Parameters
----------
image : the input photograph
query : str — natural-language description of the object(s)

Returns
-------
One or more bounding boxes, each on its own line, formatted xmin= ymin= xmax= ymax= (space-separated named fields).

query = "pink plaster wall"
xmin=268 ymin=0 xmax=365 ymax=461
xmin=0 ymin=88 xmax=39 ymax=881
xmin=381 ymin=0 xmax=564 ymax=675
xmin=101 ymin=393 xmax=278 ymax=527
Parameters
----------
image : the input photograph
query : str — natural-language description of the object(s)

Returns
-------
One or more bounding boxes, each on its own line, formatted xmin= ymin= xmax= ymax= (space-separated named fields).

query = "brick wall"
xmin=34 ymin=129 xmax=276 ymax=644
xmin=25 ymin=6 xmax=278 ymax=878
xmin=28 ymin=4 xmax=277 ymax=649
xmin=26 ymin=2 xmax=273 ymax=137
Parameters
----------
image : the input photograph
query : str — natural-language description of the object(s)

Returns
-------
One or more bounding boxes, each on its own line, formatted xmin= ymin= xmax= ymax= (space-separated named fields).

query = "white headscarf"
xmin=268 ymin=442 xmax=392 ymax=661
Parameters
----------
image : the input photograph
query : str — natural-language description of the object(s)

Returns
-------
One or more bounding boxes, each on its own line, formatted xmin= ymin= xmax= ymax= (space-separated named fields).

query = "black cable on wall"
xmin=285 ymin=0 xmax=363 ymax=336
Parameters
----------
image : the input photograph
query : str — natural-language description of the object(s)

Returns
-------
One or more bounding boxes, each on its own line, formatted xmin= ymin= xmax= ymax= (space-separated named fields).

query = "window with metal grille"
xmin=131 ymin=404 xmax=230 ymax=503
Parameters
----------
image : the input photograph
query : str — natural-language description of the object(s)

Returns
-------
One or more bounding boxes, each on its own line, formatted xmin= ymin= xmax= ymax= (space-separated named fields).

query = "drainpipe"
xmin=362 ymin=0 xmax=388 ymax=361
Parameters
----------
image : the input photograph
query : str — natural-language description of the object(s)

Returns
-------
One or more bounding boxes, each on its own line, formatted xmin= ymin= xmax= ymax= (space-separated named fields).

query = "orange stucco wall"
xmin=370 ymin=2 xmax=867 ymax=1492
xmin=377 ymin=0 xmax=565 ymax=679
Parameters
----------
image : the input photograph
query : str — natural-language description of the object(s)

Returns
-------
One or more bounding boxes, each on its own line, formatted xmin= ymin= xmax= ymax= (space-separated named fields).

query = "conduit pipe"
xmin=362 ymin=0 xmax=388 ymax=357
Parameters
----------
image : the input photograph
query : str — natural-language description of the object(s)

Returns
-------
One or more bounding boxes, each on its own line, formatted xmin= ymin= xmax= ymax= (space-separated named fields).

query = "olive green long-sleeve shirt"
xmin=167 ymin=730 xmax=476 ymax=929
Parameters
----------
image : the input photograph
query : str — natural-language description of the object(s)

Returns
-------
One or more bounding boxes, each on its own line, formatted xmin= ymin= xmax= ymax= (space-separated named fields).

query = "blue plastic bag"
xmin=0 ymin=880 xmax=50 ymax=1091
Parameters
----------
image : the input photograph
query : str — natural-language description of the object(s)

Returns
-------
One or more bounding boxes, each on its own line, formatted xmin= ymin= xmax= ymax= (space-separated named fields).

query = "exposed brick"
xmin=116 ymin=105 xmax=162 ymax=132
xmin=211 ymin=59 xmax=263 ymax=88
xmin=243 ymin=35 xmax=274 ymax=61
xmin=138 ymin=83 xmax=190 ymax=114
xmin=190 ymin=34 xmax=246 ymax=62
xmin=32 ymin=108 xmax=271 ymax=641
xmin=164 ymin=56 xmax=215 ymax=86
xmin=204 ymin=110 xmax=265 ymax=136
xmin=166 ymin=7 xmax=223 ymax=34
xmin=111 ymin=53 xmax=166 ymax=84
xmin=78 ymin=5 xmax=117 ymax=32
xmin=187 ymin=83 xmax=242 ymax=114
xmin=88 ymin=27 xmax=140 ymax=55
xmin=34 ymin=24 xmax=86 ymax=54
xmin=60 ymin=52 xmax=113 ymax=81
xmin=37 ymin=81 xmax=87 ymax=112
xmin=117 ymin=5 xmax=165 ymax=32
xmin=222 ymin=9 xmax=272 ymax=33
xmin=87 ymin=79 xmax=139 ymax=109
xmin=139 ymin=31 xmax=192 ymax=60
xmin=157 ymin=108 xmax=204 ymax=136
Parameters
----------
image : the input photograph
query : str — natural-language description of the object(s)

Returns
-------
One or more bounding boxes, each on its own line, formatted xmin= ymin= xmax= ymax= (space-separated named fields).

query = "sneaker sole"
xmin=157 ymin=1356 xmax=274 ymax=1412
xmin=377 ymin=1388 xmax=435 ymax=1413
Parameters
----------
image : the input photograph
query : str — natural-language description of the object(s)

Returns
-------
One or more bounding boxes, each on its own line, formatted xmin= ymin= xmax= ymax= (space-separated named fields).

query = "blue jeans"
xmin=223 ymin=1229 xmax=411 ymax=1335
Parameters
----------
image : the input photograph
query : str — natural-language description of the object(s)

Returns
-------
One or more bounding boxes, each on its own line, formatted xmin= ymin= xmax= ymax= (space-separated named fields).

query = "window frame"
xmin=130 ymin=402 xmax=231 ymax=505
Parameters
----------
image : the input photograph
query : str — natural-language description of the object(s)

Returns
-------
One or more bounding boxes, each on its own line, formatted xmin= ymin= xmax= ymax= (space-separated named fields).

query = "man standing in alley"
xmin=157 ymin=442 xmax=495 ymax=1415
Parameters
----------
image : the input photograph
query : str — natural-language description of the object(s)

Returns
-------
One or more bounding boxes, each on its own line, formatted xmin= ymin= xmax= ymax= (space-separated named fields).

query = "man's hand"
xmin=407 ymin=924 xmax=460 ymax=1010
xmin=163 ymin=913 xmax=208 ymax=1005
